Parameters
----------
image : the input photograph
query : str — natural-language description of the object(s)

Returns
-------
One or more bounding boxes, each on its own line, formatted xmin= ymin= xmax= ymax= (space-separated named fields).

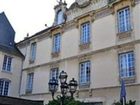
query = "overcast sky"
xmin=0 ymin=0 xmax=75 ymax=42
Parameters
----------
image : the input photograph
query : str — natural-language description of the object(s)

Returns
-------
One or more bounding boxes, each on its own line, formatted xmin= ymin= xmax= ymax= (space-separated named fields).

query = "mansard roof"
xmin=0 ymin=12 xmax=24 ymax=58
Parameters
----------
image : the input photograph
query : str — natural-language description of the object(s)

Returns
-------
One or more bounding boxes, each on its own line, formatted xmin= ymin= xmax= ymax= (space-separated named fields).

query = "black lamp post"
xmin=48 ymin=71 xmax=78 ymax=105
xmin=48 ymin=77 xmax=58 ymax=100
xmin=69 ymin=78 xmax=78 ymax=98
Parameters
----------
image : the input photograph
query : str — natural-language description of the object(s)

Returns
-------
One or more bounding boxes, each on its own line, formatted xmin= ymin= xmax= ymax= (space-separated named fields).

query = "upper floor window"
xmin=119 ymin=51 xmax=135 ymax=78
xmin=56 ymin=10 xmax=63 ymax=25
xmin=79 ymin=61 xmax=90 ymax=86
xmin=0 ymin=79 xmax=10 ymax=96
xmin=80 ymin=22 xmax=90 ymax=44
xmin=2 ymin=55 xmax=12 ymax=72
xmin=26 ymin=73 xmax=34 ymax=93
xmin=117 ymin=7 xmax=131 ymax=33
xmin=53 ymin=33 xmax=61 ymax=53
xmin=30 ymin=42 xmax=37 ymax=63
xmin=50 ymin=68 xmax=59 ymax=80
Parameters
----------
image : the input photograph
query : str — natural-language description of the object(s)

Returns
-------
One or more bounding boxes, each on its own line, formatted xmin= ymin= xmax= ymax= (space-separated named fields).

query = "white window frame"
xmin=30 ymin=42 xmax=37 ymax=62
xmin=79 ymin=61 xmax=91 ymax=85
xmin=53 ymin=33 xmax=61 ymax=53
xmin=26 ymin=73 xmax=34 ymax=92
xmin=2 ymin=55 xmax=12 ymax=72
xmin=119 ymin=51 xmax=135 ymax=78
xmin=0 ymin=79 xmax=10 ymax=96
xmin=117 ymin=7 xmax=131 ymax=33
xmin=50 ymin=68 xmax=59 ymax=80
xmin=80 ymin=22 xmax=90 ymax=44
xmin=56 ymin=10 xmax=63 ymax=25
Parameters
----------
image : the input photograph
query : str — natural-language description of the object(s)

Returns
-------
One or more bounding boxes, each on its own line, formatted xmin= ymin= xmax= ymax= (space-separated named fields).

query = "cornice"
xmin=108 ymin=0 xmax=136 ymax=7
xmin=20 ymin=83 xmax=140 ymax=97
xmin=17 ymin=0 xmax=139 ymax=46
xmin=22 ymin=39 xmax=140 ymax=71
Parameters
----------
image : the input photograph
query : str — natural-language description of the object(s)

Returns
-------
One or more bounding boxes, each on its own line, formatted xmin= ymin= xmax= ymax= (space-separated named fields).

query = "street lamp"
xmin=59 ymin=71 xmax=68 ymax=84
xmin=48 ymin=77 xmax=58 ymax=100
xmin=69 ymin=78 xmax=78 ymax=98
xmin=48 ymin=71 xmax=78 ymax=105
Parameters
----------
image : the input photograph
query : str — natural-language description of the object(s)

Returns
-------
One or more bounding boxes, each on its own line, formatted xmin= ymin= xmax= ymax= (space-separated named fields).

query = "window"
xmin=80 ymin=22 xmax=90 ymax=44
xmin=53 ymin=33 xmax=61 ymax=53
xmin=117 ymin=7 xmax=131 ymax=33
xmin=119 ymin=51 xmax=135 ymax=78
xmin=26 ymin=73 xmax=34 ymax=93
xmin=56 ymin=10 xmax=63 ymax=24
xmin=50 ymin=68 xmax=59 ymax=80
xmin=0 ymin=79 xmax=10 ymax=96
xmin=30 ymin=42 xmax=37 ymax=62
xmin=2 ymin=55 xmax=12 ymax=72
xmin=79 ymin=61 xmax=90 ymax=85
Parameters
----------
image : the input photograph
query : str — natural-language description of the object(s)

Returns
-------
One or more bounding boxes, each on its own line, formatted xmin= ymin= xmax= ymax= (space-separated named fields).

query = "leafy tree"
xmin=113 ymin=100 xmax=136 ymax=105
xmin=48 ymin=96 xmax=82 ymax=105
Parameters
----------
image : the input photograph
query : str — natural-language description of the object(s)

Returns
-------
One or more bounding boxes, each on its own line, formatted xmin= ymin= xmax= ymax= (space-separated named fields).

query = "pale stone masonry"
xmin=17 ymin=0 xmax=140 ymax=105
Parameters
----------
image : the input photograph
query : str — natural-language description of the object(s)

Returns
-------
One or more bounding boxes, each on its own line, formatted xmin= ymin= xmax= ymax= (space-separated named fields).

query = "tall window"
xmin=119 ymin=51 xmax=135 ymax=78
xmin=2 ymin=55 xmax=12 ymax=72
xmin=53 ymin=33 xmax=61 ymax=53
xmin=50 ymin=68 xmax=59 ymax=80
xmin=0 ymin=79 xmax=10 ymax=96
xmin=117 ymin=7 xmax=131 ymax=33
xmin=26 ymin=73 xmax=34 ymax=93
xmin=79 ymin=61 xmax=90 ymax=85
xmin=80 ymin=22 xmax=90 ymax=44
xmin=56 ymin=10 xmax=63 ymax=25
xmin=30 ymin=42 xmax=37 ymax=62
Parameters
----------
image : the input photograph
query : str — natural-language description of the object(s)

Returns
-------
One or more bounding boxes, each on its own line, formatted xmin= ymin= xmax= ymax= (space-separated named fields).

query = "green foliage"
xmin=113 ymin=100 xmax=136 ymax=105
xmin=48 ymin=96 xmax=82 ymax=105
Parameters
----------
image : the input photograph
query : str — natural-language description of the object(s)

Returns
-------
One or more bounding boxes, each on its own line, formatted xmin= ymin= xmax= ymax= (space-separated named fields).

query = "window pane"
xmin=2 ymin=55 xmax=7 ymax=70
xmin=3 ymin=81 xmax=9 ymax=96
xmin=80 ymin=61 xmax=90 ymax=85
xmin=2 ymin=55 xmax=12 ymax=71
xmin=7 ymin=57 xmax=12 ymax=71
xmin=0 ymin=80 xmax=4 ymax=95
xmin=80 ymin=22 xmax=90 ymax=44
xmin=30 ymin=42 xmax=37 ymax=61
xmin=119 ymin=51 xmax=135 ymax=78
xmin=53 ymin=33 xmax=61 ymax=52
xmin=0 ymin=80 xmax=10 ymax=96
xmin=50 ymin=68 xmax=59 ymax=80
xmin=57 ymin=11 xmax=63 ymax=24
xmin=27 ymin=73 xmax=34 ymax=91
xmin=117 ymin=7 xmax=131 ymax=33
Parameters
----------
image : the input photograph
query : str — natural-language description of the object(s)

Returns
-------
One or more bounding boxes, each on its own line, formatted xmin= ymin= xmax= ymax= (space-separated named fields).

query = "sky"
xmin=0 ymin=0 xmax=75 ymax=42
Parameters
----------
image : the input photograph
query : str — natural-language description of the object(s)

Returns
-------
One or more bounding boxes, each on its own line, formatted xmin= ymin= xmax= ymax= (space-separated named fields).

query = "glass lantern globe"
xmin=59 ymin=71 xmax=68 ymax=84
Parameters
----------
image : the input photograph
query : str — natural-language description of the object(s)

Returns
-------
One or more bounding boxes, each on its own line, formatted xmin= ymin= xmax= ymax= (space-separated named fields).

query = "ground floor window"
xmin=0 ymin=79 xmax=10 ymax=96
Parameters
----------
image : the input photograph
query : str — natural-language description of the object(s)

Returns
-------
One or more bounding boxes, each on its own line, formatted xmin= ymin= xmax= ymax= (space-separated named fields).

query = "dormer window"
xmin=56 ymin=10 xmax=63 ymax=25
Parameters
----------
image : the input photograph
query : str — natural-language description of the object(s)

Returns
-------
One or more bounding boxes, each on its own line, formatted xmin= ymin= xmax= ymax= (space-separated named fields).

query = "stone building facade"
xmin=17 ymin=0 xmax=140 ymax=104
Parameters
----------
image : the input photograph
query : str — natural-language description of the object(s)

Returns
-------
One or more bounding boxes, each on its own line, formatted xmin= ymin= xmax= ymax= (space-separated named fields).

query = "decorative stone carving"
xmin=51 ymin=52 xmax=60 ymax=58
xmin=79 ymin=42 xmax=91 ymax=50
xmin=50 ymin=63 xmax=59 ymax=68
xmin=89 ymin=89 xmax=92 ymax=97
xmin=120 ymin=76 xmax=136 ymax=84
xmin=76 ymin=0 xmax=90 ymax=5
xmin=117 ymin=44 xmax=134 ymax=50
xmin=78 ymin=54 xmax=91 ymax=62
xmin=117 ymin=31 xmax=132 ymax=40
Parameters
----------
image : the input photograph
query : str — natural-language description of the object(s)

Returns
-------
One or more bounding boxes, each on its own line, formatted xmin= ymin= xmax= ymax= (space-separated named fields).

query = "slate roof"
xmin=0 ymin=44 xmax=24 ymax=58
xmin=0 ymin=12 xmax=24 ymax=58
